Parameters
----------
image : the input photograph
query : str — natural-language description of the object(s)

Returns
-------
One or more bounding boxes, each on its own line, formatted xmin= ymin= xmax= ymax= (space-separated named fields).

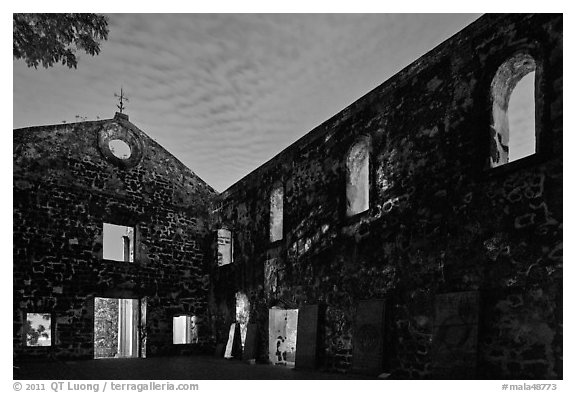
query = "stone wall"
xmin=212 ymin=14 xmax=562 ymax=379
xmin=13 ymin=114 xmax=217 ymax=360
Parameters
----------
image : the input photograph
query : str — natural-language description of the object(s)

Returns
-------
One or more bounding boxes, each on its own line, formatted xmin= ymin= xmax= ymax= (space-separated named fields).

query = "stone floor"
xmin=15 ymin=355 xmax=373 ymax=380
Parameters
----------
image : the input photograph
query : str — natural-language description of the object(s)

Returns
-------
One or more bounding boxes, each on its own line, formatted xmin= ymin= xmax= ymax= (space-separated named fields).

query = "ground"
xmin=15 ymin=356 xmax=373 ymax=380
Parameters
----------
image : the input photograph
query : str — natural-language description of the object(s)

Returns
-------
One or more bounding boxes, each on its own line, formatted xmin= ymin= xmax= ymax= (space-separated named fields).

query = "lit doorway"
xmin=94 ymin=297 xmax=144 ymax=359
xmin=268 ymin=308 xmax=298 ymax=367
xmin=236 ymin=292 xmax=250 ymax=350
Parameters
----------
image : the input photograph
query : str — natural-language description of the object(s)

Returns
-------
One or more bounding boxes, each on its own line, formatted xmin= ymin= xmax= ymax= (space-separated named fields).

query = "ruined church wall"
xmin=213 ymin=14 xmax=562 ymax=378
xmin=13 ymin=117 xmax=217 ymax=359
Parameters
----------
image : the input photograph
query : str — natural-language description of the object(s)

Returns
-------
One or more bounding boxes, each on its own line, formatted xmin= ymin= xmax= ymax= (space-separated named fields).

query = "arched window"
xmin=490 ymin=53 xmax=537 ymax=167
xmin=270 ymin=183 xmax=284 ymax=242
xmin=346 ymin=138 xmax=370 ymax=216
xmin=217 ymin=228 xmax=233 ymax=266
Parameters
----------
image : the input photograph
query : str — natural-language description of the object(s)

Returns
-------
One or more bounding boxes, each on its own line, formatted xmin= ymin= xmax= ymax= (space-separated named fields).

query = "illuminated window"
xmin=490 ymin=53 xmax=537 ymax=167
xmin=25 ymin=313 xmax=51 ymax=347
xmin=346 ymin=138 xmax=370 ymax=216
xmin=270 ymin=183 xmax=284 ymax=242
xmin=173 ymin=315 xmax=198 ymax=344
xmin=217 ymin=228 xmax=233 ymax=266
xmin=103 ymin=223 xmax=134 ymax=262
xmin=108 ymin=139 xmax=132 ymax=160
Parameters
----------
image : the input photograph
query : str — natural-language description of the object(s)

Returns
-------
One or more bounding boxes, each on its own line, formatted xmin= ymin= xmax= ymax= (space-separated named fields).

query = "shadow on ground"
xmin=15 ymin=355 xmax=373 ymax=380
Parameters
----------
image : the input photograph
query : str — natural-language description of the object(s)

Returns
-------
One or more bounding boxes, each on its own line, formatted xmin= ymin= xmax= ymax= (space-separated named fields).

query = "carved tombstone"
xmin=352 ymin=299 xmax=386 ymax=375
xmin=242 ymin=323 xmax=258 ymax=361
xmin=431 ymin=291 xmax=480 ymax=379
xmin=224 ymin=323 xmax=242 ymax=359
xmin=214 ymin=343 xmax=225 ymax=357
xmin=268 ymin=309 xmax=285 ymax=364
xmin=295 ymin=304 xmax=319 ymax=369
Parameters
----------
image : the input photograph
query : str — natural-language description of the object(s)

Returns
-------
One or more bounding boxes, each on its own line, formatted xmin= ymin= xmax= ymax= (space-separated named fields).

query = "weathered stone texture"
xmin=13 ymin=13 xmax=561 ymax=379
xmin=212 ymin=14 xmax=562 ymax=379
xmin=14 ymin=115 xmax=217 ymax=359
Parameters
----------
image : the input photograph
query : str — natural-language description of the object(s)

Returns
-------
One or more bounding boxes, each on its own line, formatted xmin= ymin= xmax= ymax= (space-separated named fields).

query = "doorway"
xmin=94 ymin=297 xmax=143 ymax=359
xmin=268 ymin=308 xmax=298 ymax=367
xmin=235 ymin=292 xmax=250 ymax=350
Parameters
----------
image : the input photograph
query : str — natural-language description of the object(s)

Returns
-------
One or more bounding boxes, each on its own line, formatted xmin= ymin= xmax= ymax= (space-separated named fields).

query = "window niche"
xmin=173 ymin=315 xmax=199 ymax=344
xmin=346 ymin=137 xmax=370 ymax=217
xmin=217 ymin=228 xmax=233 ymax=266
xmin=270 ymin=183 xmax=284 ymax=242
xmin=103 ymin=223 xmax=134 ymax=262
xmin=489 ymin=53 xmax=538 ymax=168
xmin=25 ymin=313 xmax=52 ymax=347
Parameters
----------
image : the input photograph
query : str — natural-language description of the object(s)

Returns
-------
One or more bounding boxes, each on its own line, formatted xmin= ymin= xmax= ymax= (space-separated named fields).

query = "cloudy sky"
xmin=13 ymin=14 xmax=481 ymax=192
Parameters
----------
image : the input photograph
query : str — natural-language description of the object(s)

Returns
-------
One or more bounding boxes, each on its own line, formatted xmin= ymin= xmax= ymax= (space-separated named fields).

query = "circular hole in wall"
xmin=108 ymin=139 xmax=132 ymax=159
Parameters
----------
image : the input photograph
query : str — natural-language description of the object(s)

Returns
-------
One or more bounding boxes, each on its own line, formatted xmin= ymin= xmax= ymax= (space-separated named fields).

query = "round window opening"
xmin=108 ymin=139 xmax=132 ymax=160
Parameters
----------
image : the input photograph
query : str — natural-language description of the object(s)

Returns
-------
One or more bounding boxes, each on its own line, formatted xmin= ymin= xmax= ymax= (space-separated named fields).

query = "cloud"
xmin=13 ymin=14 xmax=481 ymax=192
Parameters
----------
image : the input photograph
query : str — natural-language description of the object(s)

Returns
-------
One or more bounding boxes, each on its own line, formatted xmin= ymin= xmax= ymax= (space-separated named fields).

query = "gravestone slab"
xmin=242 ymin=323 xmax=258 ymax=361
xmin=284 ymin=309 xmax=298 ymax=366
xmin=295 ymin=304 xmax=319 ymax=369
xmin=214 ymin=343 xmax=225 ymax=357
xmin=431 ymin=291 xmax=480 ymax=379
xmin=268 ymin=309 xmax=286 ymax=364
xmin=352 ymin=299 xmax=386 ymax=375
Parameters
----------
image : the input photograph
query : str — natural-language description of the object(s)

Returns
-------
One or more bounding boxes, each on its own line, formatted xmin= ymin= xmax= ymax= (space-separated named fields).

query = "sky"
xmin=13 ymin=14 xmax=482 ymax=192
xmin=6 ymin=9 xmax=575 ymax=389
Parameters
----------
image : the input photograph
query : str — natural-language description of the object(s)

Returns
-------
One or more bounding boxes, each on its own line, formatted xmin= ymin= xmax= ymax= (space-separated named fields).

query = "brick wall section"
xmin=213 ymin=14 xmax=562 ymax=378
xmin=13 ymin=115 xmax=217 ymax=359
